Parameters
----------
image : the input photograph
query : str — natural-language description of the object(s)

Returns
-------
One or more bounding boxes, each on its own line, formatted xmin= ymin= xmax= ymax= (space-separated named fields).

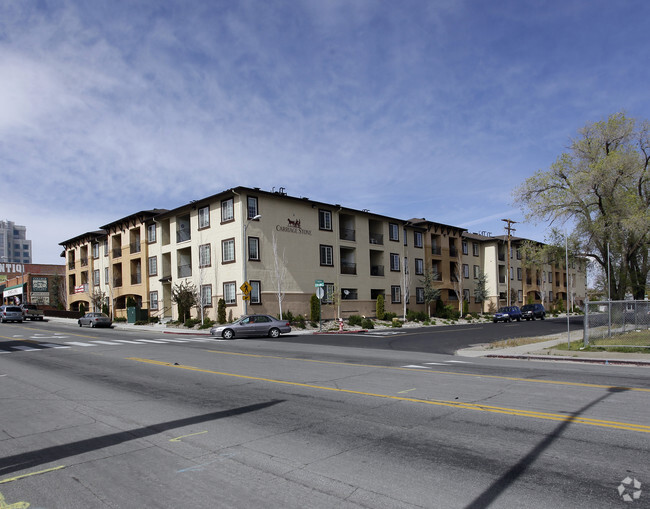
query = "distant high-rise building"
xmin=0 ymin=220 xmax=32 ymax=264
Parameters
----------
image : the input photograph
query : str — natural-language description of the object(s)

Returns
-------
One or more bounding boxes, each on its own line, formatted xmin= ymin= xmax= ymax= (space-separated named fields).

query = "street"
xmin=0 ymin=320 xmax=648 ymax=508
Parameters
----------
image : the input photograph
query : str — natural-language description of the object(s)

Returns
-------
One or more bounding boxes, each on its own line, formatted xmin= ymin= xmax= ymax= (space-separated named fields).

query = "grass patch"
xmin=488 ymin=337 xmax=555 ymax=349
xmin=554 ymin=338 xmax=650 ymax=354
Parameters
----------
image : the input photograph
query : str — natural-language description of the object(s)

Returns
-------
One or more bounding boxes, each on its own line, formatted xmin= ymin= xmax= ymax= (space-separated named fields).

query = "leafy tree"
xmin=79 ymin=302 xmax=86 ymax=315
xmin=473 ymin=271 xmax=488 ymax=313
xmin=515 ymin=112 xmax=650 ymax=299
xmin=171 ymin=280 xmax=198 ymax=322
xmin=310 ymin=294 xmax=320 ymax=322
xmin=420 ymin=268 xmax=441 ymax=318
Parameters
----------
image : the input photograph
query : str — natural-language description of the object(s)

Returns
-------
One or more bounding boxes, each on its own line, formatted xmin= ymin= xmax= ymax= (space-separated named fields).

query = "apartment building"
xmin=0 ymin=220 xmax=32 ymax=264
xmin=60 ymin=186 xmax=587 ymax=321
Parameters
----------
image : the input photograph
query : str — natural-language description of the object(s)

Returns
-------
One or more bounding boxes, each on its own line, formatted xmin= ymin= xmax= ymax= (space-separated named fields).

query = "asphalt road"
xmin=0 ymin=320 xmax=648 ymax=508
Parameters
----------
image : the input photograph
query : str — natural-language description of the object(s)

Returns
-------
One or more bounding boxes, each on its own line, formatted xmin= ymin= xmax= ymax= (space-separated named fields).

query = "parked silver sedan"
xmin=78 ymin=312 xmax=113 ymax=328
xmin=0 ymin=305 xmax=23 ymax=323
xmin=210 ymin=314 xmax=291 ymax=339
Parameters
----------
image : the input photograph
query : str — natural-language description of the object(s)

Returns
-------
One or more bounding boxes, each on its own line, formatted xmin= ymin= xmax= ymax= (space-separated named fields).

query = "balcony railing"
xmin=449 ymin=247 xmax=458 ymax=257
xmin=499 ymin=276 xmax=506 ymax=284
xmin=177 ymin=230 xmax=191 ymax=243
xmin=178 ymin=264 xmax=192 ymax=278
xmin=80 ymin=257 xmax=88 ymax=267
xmin=340 ymin=228 xmax=355 ymax=241
xmin=68 ymin=261 xmax=75 ymax=269
xmin=340 ymin=262 xmax=356 ymax=275
xmin=113 ymin=248 xmax=122 ymax=258
xmin=431 ymin=246 xmax=441 ymax=256
xmin=370 ymin=265 xmax=384 ymax=276
xmin=113 ymin=277 xmax=123 ymax=287
xmin=130 ymin=241 xmax=141 ymax=254
xmin=131 ymin=274 xmax=142 ymax=285
xmin=369 ymin=232 xmax=384 ymax=245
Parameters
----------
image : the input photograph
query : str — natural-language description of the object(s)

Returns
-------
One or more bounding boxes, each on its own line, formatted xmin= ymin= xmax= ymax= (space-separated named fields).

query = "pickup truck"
xmin=21 ymin=304 xmax=44 ymax=321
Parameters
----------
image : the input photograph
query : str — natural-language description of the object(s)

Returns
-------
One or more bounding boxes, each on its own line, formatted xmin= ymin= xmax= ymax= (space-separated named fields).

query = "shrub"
xmin=281 ymin=310 xmax=295 ymax=323
xmin=361 ymin=318 xmax=374 ymax=329
xmin=199 ymin=318 xmax=215 ymax=329
xmin=217 ymin=299 xmax=226 ymax=324
xmin=310 ymin=294 xmax=320 ymax=322
xmin=310 ymin=321 xmax=318 ymax=328
xmin=376 ymin=294 xmax=385 ymax=320
xmin=148 ymin=316 xmax=159 ymax=324
xmin=436 ymin=305 xmax=460 ymax=320
xmin=391 ymin=318 xmax=403 ymax=328
xmin=134 ymin=320 xmax=149 ymax=326
xmin=294 ymin=315 xmax=306 ymax=329
xmin=114 ymin=317 xmax=127 ymax=323
xmin=383 ymin=311 xmax=397 ymax=321
xmin=79 ymin=303 xmax=86 ymax=315
xmin=348 ymin=315 xmax=364 ymax=327
xmin=184 ymin=318 xmax=200 ymax=328
xmin=407 ymin=310 xmax=428 ymax=322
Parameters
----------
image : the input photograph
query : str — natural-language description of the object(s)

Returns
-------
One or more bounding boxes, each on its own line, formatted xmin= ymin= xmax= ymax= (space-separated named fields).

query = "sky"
xmin=2 ymin=0 xmax=649 ymax=264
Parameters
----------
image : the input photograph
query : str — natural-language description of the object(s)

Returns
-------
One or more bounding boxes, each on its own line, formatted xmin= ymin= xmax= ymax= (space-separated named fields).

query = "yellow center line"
xmin=0 ymin=465 xmax=66 ymax=484
xmin=127 ymin=357 xmax=650 ymax=434
xmin=202 ymin=349 xmax=650 ymax=393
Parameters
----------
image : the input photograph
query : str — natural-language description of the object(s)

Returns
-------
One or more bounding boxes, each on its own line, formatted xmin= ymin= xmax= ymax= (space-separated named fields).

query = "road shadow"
xmin=0 ymin=399 xmax=283 ymax=477
xmin=464 ymin=386 xmax=629 ymax=509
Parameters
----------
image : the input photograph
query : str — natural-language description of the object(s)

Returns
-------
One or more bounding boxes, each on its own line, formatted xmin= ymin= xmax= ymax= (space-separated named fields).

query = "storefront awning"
xmin=3 ymin=284 xmax=24 ymax=297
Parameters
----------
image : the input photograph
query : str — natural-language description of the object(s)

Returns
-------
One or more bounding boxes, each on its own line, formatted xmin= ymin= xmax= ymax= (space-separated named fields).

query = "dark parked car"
xmin=210 ymin=314 xmax=291 ymax=339
xmin=78 ymin=312 xmax=112 ymax=328
xmin=0 ymin=305 xmax=24 ymax=323
xmin=521 ymin=303 xmax=546 ymax=320
xmin=493 ymin=306 xmax=522 ymax=323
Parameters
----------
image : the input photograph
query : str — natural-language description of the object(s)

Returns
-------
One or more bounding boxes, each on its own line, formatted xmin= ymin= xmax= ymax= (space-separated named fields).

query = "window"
xmin=548 ymin=272 xmax=552 ymax=283
xmin=105 ymin=268 xmax=109 ymax=285
xmin=517 ymin=267 xmax=522 ymax=280
xmin=198 ymin=206 xmax=210 ymax=229
xmin=222 ymin=239 xmax=235 ymax=263
xmin=463 ymin=289 xmax=470 ymax=303
xmin=147 ymin=224 xmax=156 ymax=243
xmin=390 ymin=253 xmax=400 ymax=271
xmin=510 ymin=267 xmax=514 ymax=280
xmin=150 ymin=291 xmax=158 ymax=310
xmin=341 ymin=288 xmax=358 ymax=300
xmin=320 ymin=245 xmax=333 ymax=266
xmin=517 ymin=290 xmax=523 ymax=302
xmin=93 ymin=269 xmax=100 ymax=286
xmin=323 ymin=283 xmax=335 ymax=304
xmin=92 ymin=243 xmax=99 ymax=259
xmin=463 ymin=264 xmax=469 ymax=279
xmin=247 ymin=196 xmax=259 ymax=219
xmin=473 ymin=242 xmax=479 ymax=256
xmin=416 ymin=287 xmax=424 ymax=304
xmin=319 ymin=209 xmax=332 ymax=231
xmin=473 ymin=265 xmax=480 ymax=279
xmin=148 ymin=256 xmax=158 ymax=276
xmin=462 ymin=241 xmax=468 ymax=255
xmin=221 ymin=198 xmax=234 ymax=222
xmin=224 ymin=282 xmax=236 ymax=305
xmin=403 ymin=228 xmax=408 ymax=246
xmin=201 ymin=285 xmax=212 ymax=307
xmin=250 ymin=280 xmax=261 ymax=304
xmin=199 ymin=244 xmax=211 ymax=267
xmin=391 ymin=285 xmax=401 ymax=303
xmin=415 ymin=258 xmax=424 ymax=275
xmin=103 ymin=239 xmax=109 ymax=256
xmin=389 ymin=223 xmax=399 ymax=242
xmin=549 ymin=291 xmax=554 ymax=301
xmin=516 ymin=249 xmax=521 ymax=260
xmin=248 ymin=237 xmax=260 ymax=261
xmin=414 ymin=231 xmax=423 ymax=248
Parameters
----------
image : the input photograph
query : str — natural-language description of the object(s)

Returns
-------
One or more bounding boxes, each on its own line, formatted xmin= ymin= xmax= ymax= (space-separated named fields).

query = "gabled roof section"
xmin=59 ymin=230 xmax=107 ymax=249
xmin=408 ymin=218 xmax=467 ymax=236
xmin=100 ymin=209 xmax=167 ymax=234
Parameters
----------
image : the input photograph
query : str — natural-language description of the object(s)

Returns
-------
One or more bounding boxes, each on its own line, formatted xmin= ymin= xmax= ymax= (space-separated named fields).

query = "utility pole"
xmin=502 ymin=219 xmax=517 ymax=306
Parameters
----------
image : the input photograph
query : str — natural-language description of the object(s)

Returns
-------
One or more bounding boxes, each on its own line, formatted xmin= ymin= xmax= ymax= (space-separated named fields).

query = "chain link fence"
xmin=583 ymin=300 xmax=650 ymax=348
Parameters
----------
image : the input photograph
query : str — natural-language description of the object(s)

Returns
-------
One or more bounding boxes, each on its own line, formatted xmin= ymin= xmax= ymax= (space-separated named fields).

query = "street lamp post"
xmin=243 ymin=214 xmax=261 ymax=315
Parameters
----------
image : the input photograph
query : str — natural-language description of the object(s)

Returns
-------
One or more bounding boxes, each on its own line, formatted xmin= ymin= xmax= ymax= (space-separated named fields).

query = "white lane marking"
xmin=91 ymin=341 xmax=121 ymax=345
xmin=113 ymin=340 xmax=143 ymax=344
xmin=11 ymin=346 xmax=42 ymax=352
xmin=38 ymin=343 xmax=71 ymax=349
xmin=65 ymin=342 xmax=95 ymax=347
xmin=422 ymin=362 xmax=446 ymax=366
xmin=134 ymin=339 xmax=167 ymax=344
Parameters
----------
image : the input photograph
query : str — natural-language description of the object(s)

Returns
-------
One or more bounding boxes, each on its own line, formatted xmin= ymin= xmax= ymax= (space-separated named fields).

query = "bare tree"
xmin=90 ymin=289 xmax=105 ymax=312
xmin=451 ymin=255 xmax=464 ymax=314
xmin=271 ymin=232 xmax=287 ymax=318
xmin=401 ymin=257 xmax=410 ymax=320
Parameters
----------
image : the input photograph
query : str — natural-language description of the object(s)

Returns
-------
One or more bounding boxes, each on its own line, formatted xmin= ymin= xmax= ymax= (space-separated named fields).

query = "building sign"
xmin=31 ymin=292 xmax=50 ymax=305
xmin=4 ymin=285 xmax=24 ymax=297
xmin=0 ymin=263 xmax=24 ymax=274
xmin=74 ymin=284 xmax=87 ymax=294
xmin=32 ymin=277 xmax=48 ymax=293
xmin=0 ymin=275 xmax=6 ymax=284
xmin=276 ymin=218 xmax=312 ymax=236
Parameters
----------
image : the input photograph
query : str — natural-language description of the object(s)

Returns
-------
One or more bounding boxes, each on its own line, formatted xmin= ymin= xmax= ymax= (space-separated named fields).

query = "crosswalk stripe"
xmin=11 ymin=346 xmax=42 ymax=351
xmin=91 ymin=341 xmax=121 ymax=345
xmin=113 ymin=340 xmax=143 ymax=344
xmin=38 ymin=343 xmax=71 ymax=349
xmin=134 ymin=339 xmax=167 ymax=344
xmin=65 ymin=342 xmax=95 ymax=346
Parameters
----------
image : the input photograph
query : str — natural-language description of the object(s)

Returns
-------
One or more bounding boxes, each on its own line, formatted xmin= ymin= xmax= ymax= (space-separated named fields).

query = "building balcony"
xmin=370 ymin=265 xmax=384 ymax=276
xmin=449 ymin=247 xmax=458 ymax=257
xmin=431 ymin=246 xmax=442 ymax=256
xmin=340 ymin=228 xmax=355 ymax=241
xmin=113 ymin=277 xmax=122 ymax=288
xmin=68 ymin=261 xmax=75 ymax=270
xmin=178 ymin=264 xmax=192 ymax=278
xmin=499 ymin=276 xmax=506 ymax=284
xmin=341 ymin=262 xmax=356 ymax=275
xmin=130 ymin=241 xmax=141 ymax=254
xmin=113 ymin=248 xmax=122 ymax=258
xmin=80 ymin=258 xmax=88 ymax=267
xmin=369 ymin=233 xmax=384 ymax=245
xmin=177 ymin=230 xmax=191 ymax=243
xmin=498 ymin=253 xmax=505 ymax=261
xmin=131 ymin=274 xmax=142 ymax=285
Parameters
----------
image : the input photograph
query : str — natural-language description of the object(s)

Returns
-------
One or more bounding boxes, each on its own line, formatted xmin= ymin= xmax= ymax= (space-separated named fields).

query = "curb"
xmin=484 ymin=354 xmax=650 ymax=366
xmin=313 ymin=329 xmax=368 ymax=335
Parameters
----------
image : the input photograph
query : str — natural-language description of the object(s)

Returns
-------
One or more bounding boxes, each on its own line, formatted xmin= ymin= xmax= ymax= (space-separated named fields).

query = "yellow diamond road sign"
xmin=240 ymin=282 xmax=252 ymax=295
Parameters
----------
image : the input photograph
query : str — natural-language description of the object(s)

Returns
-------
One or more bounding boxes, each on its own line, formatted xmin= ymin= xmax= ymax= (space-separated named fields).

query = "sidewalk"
xmin=456 ymin=329 xmax=650 ymax=366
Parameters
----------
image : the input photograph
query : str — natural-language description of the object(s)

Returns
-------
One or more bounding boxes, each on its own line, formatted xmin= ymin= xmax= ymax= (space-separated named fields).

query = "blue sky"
xmin=2 ymin=0 xmax=649 ymax=264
